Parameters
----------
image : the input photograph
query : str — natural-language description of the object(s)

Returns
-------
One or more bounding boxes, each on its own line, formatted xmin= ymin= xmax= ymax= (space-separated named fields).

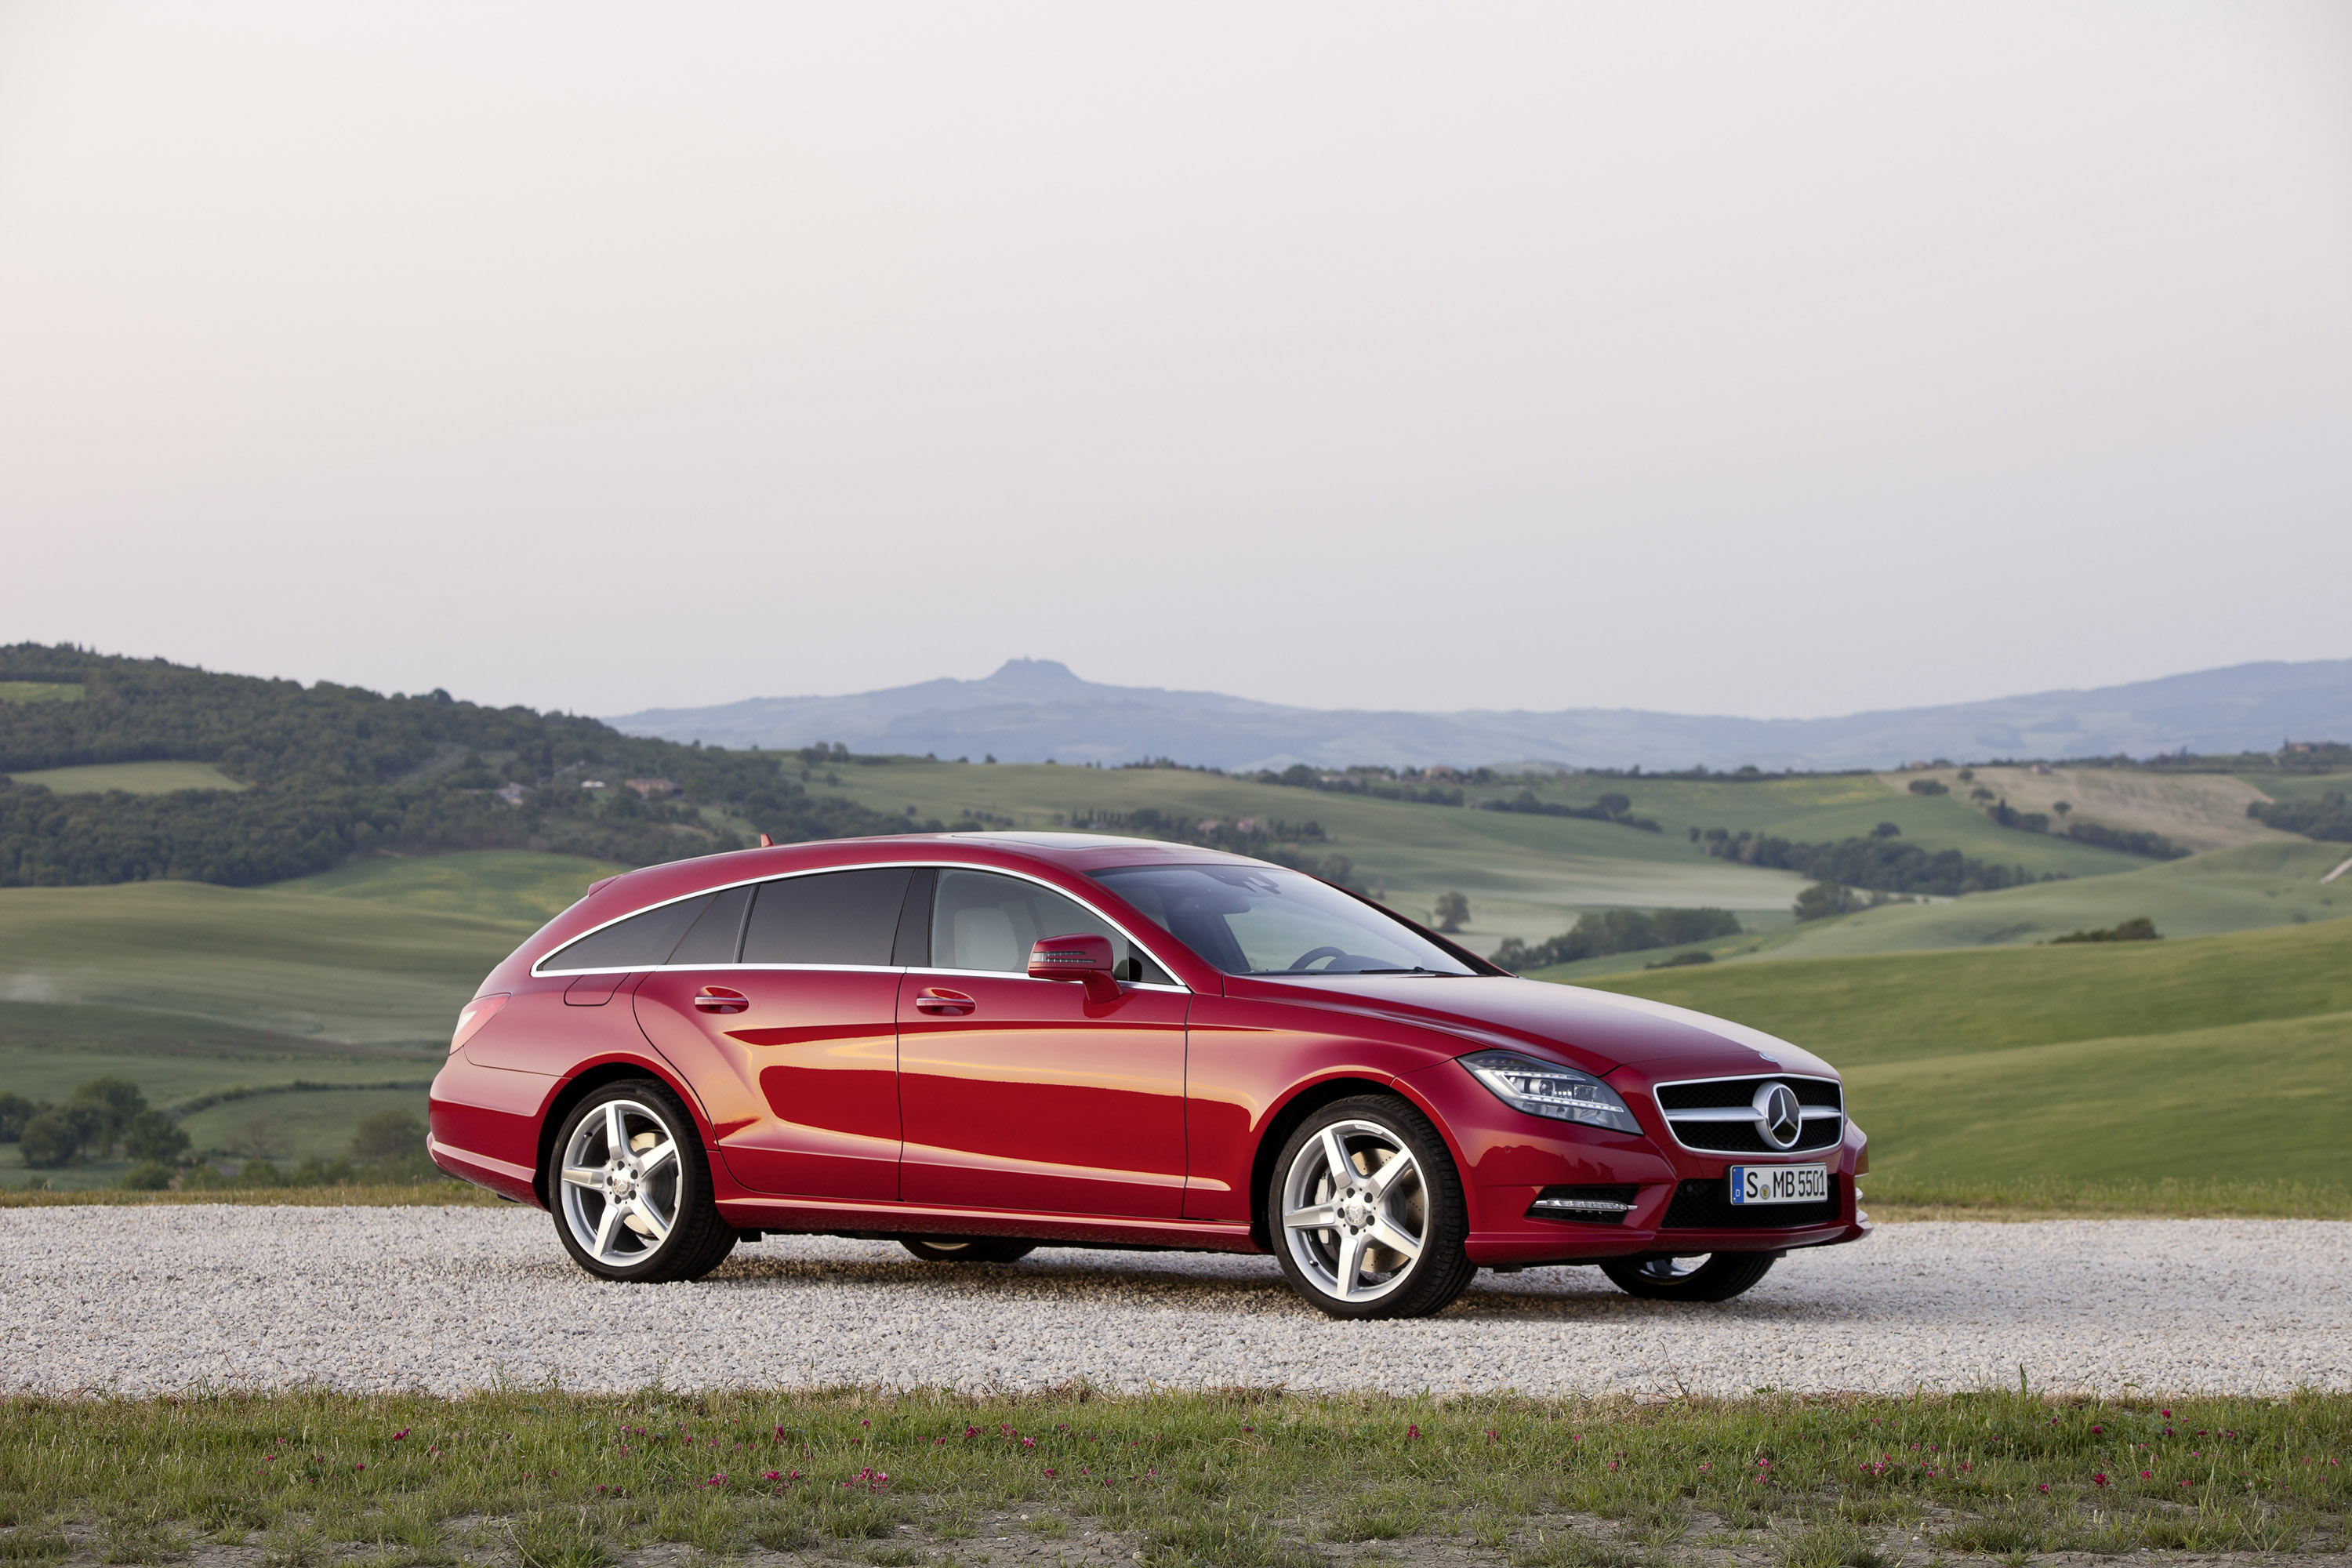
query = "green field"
xmin=2 ymin=758 xmax=245 ymax=792
xmin=175 ymin=1083 xmax=433 ymax=1162
xmin=1591 ymin=914 xmax=2352 ymax=1205
xmin=13 ymin=1388 xmax=2344 ymax=1567
xmin=274 ymin=848 xmax=626 ymax=925
xmin=0 ymin=1000 xmax=426 ymax=1100
xmin=0 ymin=880 xmax=523 ymax=1045
xmin=1755 ymin=839 xmax=2350 ymax=960
xmin=1504 ymin=769 xmax=2155 ymax=875
xmin=0 ymin=679 xmax=82 ymax=702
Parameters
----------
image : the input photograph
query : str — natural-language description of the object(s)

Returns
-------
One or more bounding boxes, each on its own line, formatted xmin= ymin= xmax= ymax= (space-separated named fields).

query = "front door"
xmin=896 ymin=869 xmax=1189 ymax=1218
xmin=633 ymin=867 xmax=916 ymax=1200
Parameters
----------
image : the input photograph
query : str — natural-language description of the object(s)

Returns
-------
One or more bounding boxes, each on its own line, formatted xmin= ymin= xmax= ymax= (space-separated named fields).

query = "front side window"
xmin=931 ymin=869 xmax=1171 ymax=983
xmin=1090 ymin=864 xmax=1475 ymax=977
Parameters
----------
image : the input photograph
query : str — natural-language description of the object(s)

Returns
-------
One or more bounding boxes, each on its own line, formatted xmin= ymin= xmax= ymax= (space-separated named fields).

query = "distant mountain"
xmin=605 ymin=657 xmax=2352 ymax=773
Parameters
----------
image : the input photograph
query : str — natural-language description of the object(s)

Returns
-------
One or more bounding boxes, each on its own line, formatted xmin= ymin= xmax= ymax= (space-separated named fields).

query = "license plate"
xmin=1728 ymin=1163 xmax=1830 ymax=1205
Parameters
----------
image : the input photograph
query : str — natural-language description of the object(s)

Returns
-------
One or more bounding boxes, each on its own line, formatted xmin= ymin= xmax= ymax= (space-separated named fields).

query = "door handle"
xmin=694 ymin=986 xmax=750 ymax=1014
xmin=913 ymin=989 xmax=975 ymax=1017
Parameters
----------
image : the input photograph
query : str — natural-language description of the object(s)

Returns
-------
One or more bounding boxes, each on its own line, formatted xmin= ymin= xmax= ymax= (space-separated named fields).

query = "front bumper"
xmin=1401 ymin=1056 xmax=1872 ymax=1267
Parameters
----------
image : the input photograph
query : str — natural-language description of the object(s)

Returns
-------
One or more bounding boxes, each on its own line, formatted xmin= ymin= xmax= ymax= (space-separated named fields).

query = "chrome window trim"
xmin=532 ymin=859 xmax=1192 ymax=992
xmin=1649 ymin=1072 xmax=1845 ymax=1156
xmin=905 ymin=964 xmax=1189 ymax=995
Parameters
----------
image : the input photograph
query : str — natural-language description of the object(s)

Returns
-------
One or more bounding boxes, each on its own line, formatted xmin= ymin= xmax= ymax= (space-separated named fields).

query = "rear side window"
xmin=740 ymin=868 xmax=914 ymax=967
xmin=666 ymin=884 xmax=754 ymax=966
xmin=541 ymin=894 xmax=715 ymax=973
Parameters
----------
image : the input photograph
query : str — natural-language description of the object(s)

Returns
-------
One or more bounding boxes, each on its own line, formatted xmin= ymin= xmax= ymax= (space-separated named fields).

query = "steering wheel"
xmin=1288 ymin=946 xmax=1350 ymax=972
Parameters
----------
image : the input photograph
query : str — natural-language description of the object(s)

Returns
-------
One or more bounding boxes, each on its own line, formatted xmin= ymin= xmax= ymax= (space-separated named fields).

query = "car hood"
xmin=1234 ymin=973 xmax=1835 ymax=1079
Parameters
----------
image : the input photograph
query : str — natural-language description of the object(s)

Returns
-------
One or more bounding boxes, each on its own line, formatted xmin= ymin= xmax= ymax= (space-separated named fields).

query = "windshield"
xmin=1089 ymin=864 xmax=1477 ymax=977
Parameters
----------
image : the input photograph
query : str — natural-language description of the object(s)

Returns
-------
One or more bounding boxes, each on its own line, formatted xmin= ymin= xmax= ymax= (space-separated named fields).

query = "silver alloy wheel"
xmin=1279 ymin=1117 xmax=1428 ymax=1305
xmin=558 ymin=1098 xmax=684 ymax=1269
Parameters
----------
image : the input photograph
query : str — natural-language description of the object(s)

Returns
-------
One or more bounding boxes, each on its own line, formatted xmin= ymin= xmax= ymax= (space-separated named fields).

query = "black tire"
xmin=900 ymin=1236 xmax=1038 ymax=1264
xmin=548 ymin=1079 xmax=737 ymax=1283
xmin=1267 ymin=1094 xmax=1475 ymax=1320
xmin=1600 ymin=1251 xmax=1776 ymax=1302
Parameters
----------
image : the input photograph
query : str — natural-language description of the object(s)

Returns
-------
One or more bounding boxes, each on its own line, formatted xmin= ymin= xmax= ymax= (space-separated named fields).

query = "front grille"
xmin=1525 ymin=1184 xmax=1640 ymax=1225
xmin=1653 ymin=1075 xmax=1843 ymax=1154
xmin=1661 ymin=1176 xmax=1842 ymax=1230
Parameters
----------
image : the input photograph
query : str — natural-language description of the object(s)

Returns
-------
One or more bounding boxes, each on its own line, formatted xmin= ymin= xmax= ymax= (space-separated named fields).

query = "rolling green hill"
xmin=274 ymin=849 xmax=625 ymax=926
xmin=0 ymin=878 xmax=533 ymax=1191
xmin=0 ymin=880 xmax=522 ymax=1045
xmin=3 ymin=760 xmax=246 ymax=793
xmin=1589 ymin=914 xmax=2352 ymax=1208
xmin=1751 ymin=839 xmax=2350 ymax=960
xmin=1496 ymin=770 xmax=2152 ymax=877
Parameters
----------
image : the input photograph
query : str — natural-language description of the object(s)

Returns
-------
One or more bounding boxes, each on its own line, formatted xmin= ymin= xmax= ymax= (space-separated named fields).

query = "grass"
xmin=270 ymin=851 xmax=627 ymax=927
xmin=1892 ymin=765 xmax=2296 ymax=855
xmin=0 ymin=880 xmax=525 ymax=1046
xmin=0 ymin=681 xmax=83 ymax=704
xmin=1755 ymin=839 xmax=2351 ymax=960
xmin=1504 ymin=771 xmax=2151 ymax=877
xmin=0 ymin=1001 xmax=430 ymax=1098
xmin=0 ymin=760 xmax=243 ymax=793
xmin=0 ymin=1183 xmax=502 ymax=1208
xmin=175 ymin=1085 xmax=435 ymax=1164
xmin=1588 ymin=914 xmax=2352 ymax=1209
xmin=1588 ymin=909 xmax=2352 ymax=1065
xmin=2237 ymin=770 xmax=2352 ymax=804
xmin=0 ymin=1388 xmax=2342 ymax=1564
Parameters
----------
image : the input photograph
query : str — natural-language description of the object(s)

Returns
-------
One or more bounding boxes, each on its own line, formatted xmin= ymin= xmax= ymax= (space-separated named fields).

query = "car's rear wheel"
xmin=550 ymin=1080 xmax=736 ymax=1283
xmin=1600 ymin=1251 xmax=1776 ymax=1301
xmin=900 ymin=1236 xmax=1038 ymax=1264
xmin=1269 ymin=1095 xmax=1475 ymax=1319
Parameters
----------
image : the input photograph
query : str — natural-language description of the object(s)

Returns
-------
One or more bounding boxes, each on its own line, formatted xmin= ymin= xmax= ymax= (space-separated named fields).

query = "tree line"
xmin=1491 ymin=907 xmax=1742 ymax=971
xmin=2247 ymin=791 xmax=2352 ymax=843
xmin=0 ymin=1072 xmax=448 ymax=1191
xmin=0 ymin=644 xmax=938 ymax=887
xmin=1691 ymin=825 xmax=2053 ymax=897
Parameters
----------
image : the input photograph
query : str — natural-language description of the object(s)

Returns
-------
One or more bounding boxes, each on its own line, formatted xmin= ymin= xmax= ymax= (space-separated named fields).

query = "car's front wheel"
xmin=550 ymin=1080 xmax=737 ymax=1283
xmin=1269 ymin=1095 xmax=1475 ymax=1319
xmin=1599 ymin=1252 xmax=1775 ymax=1301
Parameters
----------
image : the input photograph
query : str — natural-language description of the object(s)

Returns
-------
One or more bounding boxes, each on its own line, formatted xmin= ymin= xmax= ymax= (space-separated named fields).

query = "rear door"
xmin=633 ymin=867 xmax=916 ymax=1200
xmin=896 ymin=869 xmax=1189 ymax=1218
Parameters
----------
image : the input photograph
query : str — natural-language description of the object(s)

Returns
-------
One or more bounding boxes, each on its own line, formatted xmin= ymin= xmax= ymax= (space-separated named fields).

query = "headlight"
xmin=1460 ymin=1050 xmax=1642 ymax=1134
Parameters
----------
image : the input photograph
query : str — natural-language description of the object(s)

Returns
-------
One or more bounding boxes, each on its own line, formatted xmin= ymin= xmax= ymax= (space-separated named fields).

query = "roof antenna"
xmin=758 ymin=833 xmax=773 ymax=848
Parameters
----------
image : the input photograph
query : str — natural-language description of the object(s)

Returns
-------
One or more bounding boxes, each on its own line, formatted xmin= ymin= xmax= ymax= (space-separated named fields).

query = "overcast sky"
xmin=2 ymin=2 xmax=2347 ymax=721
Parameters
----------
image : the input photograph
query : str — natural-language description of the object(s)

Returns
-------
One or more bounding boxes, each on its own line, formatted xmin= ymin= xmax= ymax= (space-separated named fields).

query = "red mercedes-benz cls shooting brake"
xmin=429 ymin=833 xmax=1868 ymax=1317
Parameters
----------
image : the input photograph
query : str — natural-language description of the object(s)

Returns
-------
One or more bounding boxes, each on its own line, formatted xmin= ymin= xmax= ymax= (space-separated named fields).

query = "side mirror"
xmin=1028 ymin=934 xmax=1121 ymax=1002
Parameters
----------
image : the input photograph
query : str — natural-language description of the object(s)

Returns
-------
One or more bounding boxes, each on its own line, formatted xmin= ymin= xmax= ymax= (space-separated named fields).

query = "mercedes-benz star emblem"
xmin=1751 ymin=1081 xmax=1803 ymax=1149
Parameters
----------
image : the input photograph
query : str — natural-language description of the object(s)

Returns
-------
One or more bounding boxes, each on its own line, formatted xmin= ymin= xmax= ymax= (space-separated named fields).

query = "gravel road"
xmin=9 ymin=1206 xmax=2345 ymax=1397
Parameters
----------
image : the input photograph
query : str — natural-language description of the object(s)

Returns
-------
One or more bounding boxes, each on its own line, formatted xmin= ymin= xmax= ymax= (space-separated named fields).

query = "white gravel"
xmin=9 ymin=1206 xmax=2346 ymax=1398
